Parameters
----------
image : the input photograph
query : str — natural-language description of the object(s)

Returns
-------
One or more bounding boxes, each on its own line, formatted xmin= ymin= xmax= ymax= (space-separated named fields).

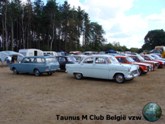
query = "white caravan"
xmin=43 ymin=51 xmax=58 ymax=56
xmin=18 ymin=49 xmax=44 ymax=61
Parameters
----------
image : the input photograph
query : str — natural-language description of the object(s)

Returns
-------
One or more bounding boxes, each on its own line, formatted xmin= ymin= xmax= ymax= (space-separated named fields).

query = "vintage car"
xmin=129 ymin=54 xmax=158 ymax=70
xmin=150 ymin=54 xmax=165 ymax=61
xmin=66 ymin=55 xmax=139 ymax=83
xmin=115 ymin=55 xmax=152 ymax=75
xmin=9 ymin=56 xmax=59 ymax=76
xmin=142 ymin=54 xmax=165 ymax=68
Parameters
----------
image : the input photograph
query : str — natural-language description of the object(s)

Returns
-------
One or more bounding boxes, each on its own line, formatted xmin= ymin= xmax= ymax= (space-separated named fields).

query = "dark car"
xmin=56 ymin=56 xmax=76 ymax=70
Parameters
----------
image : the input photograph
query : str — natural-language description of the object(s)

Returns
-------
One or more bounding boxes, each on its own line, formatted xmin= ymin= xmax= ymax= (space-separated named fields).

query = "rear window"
xmin=45 ymin=57 xmax=57 ymax=63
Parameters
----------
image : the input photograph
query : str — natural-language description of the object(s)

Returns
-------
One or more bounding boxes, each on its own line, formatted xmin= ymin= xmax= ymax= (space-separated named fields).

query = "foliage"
xmin=102 ymin=42 xmax=129 ymax=52
xmin=0 ymin=0 xmax=106 ymax=51
xmin=0 ymin=0 xmax=148 ymax=52
xmin=142 ymin=29 xmax=165 ymax=51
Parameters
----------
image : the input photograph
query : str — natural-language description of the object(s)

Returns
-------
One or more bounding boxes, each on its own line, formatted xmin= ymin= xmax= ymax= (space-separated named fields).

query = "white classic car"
xmin=66 ymin=55 xmax=139 ymax=83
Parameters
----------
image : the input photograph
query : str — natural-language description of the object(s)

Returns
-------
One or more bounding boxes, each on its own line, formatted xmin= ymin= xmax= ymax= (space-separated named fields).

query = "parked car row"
xmin=115 ymin=55 xmax=152 ymax=75
xmin=3 ymin=51 xmax=164 ymax=83
xmin=65 ymin=53 xmax=165 ymax=83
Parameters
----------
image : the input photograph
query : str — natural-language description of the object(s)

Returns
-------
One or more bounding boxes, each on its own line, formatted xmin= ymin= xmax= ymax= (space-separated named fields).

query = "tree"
xmin=33 ymin=0 xmax=44 ymax=49
xmin=0 ymin=0 xmax=107 ymax=51
xmin=9 ymin=0 xmax=22 ymax=50
xmin=24 ymin=0 xmax=33 ymax=49
xmin=1 ymin=0 xmax=9 ymax=50
xmin=142 ymin=29 xmax=165 ymax=50
xmin=87 ymin=22 xmax=105 ymax=51
xmin=82 ymin=12 xmax=90 ymax=47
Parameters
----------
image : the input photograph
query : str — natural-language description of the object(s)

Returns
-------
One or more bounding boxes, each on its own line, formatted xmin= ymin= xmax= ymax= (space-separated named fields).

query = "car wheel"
xmin=115 ymin=74 xmax=125 ymax=83
xmin=47 ymin=72 xmax=52 ymax=76
xmin=34 ymin=69 xmax=40 ymax=76
xmin=139 ymin=69 xmax=142 ymax=75
xmin=143 ymin=72 xmax=147 ymax=75
xmin=74 ymin=73 xmax=83 ymax=80
xmin=12 ymin=68 xmax=18 ymax=74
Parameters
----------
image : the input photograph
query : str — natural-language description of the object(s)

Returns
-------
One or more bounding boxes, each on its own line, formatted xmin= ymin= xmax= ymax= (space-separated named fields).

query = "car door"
xmin=32 ymin=57 xmax=46 ymax=73
xmin=17 ymin=57 xmax=33 ymax=73
xmin=80 ymin=57 xmax=95 ymax=77
xmin=92 ymin=57 xmax=109 ymax=79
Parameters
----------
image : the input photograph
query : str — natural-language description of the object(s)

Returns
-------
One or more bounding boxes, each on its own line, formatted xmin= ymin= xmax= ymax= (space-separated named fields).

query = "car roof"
xmin=115 ymin=55 xmax=126 ymax=58
xmin=24 ymin=56 xmax=54 ymax=58
xmin=83 ymin=54 xmax=114 ymax=58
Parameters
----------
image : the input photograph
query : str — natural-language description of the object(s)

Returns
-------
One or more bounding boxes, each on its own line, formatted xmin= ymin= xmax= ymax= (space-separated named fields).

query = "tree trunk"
xmin=11 ymin=21 xmax=14 ymax=50
xmin=4 ymin=0 xmax=8 ymax=50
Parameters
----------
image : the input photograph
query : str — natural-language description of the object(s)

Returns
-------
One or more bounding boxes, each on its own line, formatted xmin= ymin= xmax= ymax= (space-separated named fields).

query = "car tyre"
xmin=74 ymin=73 xmax=83 ymax=80
xmin=139 ymin=69 xmax=142 ymax=75
xmin=115 ymin=74 xmax=125 ymax=83
xmin=12 ymin=68 xmax=18 ymax=74
xmin=34 ymin=69 xmax=40 ymax=76
xmin=47 ymin=72 xmax=52 ymax=76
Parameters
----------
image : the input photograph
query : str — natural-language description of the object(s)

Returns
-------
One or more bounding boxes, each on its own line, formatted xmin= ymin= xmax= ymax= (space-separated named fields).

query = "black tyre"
xmin=139 ymin=68 xmax=142 ymax=75
xmin=12 ymin=68 xmax=18 ymax=74
xmin=74 ymin=73 xmax=83 ymax=80
xmin=34 ymin=69 xmax=40 ymax=76
xmin=47 ymin=72 xmax=52 ymax=76
xmin=115 ymin=74 xmax=125 ymax=83
xmin=143 ymin=72 xmax=147 ymax=75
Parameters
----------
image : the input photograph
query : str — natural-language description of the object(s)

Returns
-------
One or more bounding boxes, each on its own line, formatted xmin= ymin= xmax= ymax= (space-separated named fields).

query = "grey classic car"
xmin=9 ymin=56 xmax=59 ymax=76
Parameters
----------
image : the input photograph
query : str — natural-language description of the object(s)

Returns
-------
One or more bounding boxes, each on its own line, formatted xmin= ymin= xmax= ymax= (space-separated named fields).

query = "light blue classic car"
xmin=66 ymin=55 xmax=139 ymax=83
xmin=9 ymin=56 xmax=59 ymax=76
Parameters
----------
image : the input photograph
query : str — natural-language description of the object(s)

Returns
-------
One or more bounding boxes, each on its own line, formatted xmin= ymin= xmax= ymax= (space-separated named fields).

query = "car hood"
xmin=133 ymin=62 xmax=151 ymax=66
xmin=144 ymin=60 xmax=158 ymax=64
xmin=120 ymin=63 xmax=139 ymax=71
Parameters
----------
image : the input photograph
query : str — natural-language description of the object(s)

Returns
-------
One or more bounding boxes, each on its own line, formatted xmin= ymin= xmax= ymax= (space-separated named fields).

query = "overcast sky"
xmin=21 ymin=0 xmax=165 ymax=48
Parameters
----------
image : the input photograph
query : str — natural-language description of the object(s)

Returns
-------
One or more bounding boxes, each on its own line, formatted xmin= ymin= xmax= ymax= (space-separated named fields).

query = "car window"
xmin=22 ymin=58 xmax=32 ymax=63
xmin=67 ymin=56 xmax=76 ymax=62
xmin=117 ymin=57 xmax=126 ymax=63
xmin=144 ymin=56 xmax=150 ymax=60
xmin=83 ymin=57 xmax=93 ymax=64
xmin=33 ymin=58 xmax=45 ymax=63
xmin=46 ymin=57 xmax=57 ymax=63
xmin=131 ymin=56 xmax=140 ymax=62
xmin=126 ymin=57 xmax=135 ymax=62
xmin=95 ymin=57 xmax=106 ymax=64
xmin=58 ymin=57 xmax=66 ymax=62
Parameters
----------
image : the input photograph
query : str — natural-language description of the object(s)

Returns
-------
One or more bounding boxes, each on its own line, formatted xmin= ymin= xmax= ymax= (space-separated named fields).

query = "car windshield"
xmin=126 ymin=57 xmax=135 ymax=62
xmin=74 ymin=56 xmax=85 ymax=63
xmin=67 ymin=56 xmax=76 ymax=62
xmin=148 ymin=55 xmax=155 ymax=60
xmin=151 ymin=54 xmax=161 ymax=59
xmin=137 ymin=55 xmax=145 ymax=61
xmin=108 ymin=56 xmax=119 ymax=64
xmin=45 ymin=57 xmax=57 ymax=63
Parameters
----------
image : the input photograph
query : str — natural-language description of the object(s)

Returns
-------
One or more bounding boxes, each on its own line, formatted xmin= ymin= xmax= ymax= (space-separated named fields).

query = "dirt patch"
xmin=0 ymin=67 xmax=164 ymax=124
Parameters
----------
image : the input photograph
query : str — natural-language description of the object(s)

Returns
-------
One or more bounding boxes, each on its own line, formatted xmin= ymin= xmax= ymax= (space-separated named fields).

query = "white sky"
xmin=20 ymin=0 xmax=165 ymax=48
